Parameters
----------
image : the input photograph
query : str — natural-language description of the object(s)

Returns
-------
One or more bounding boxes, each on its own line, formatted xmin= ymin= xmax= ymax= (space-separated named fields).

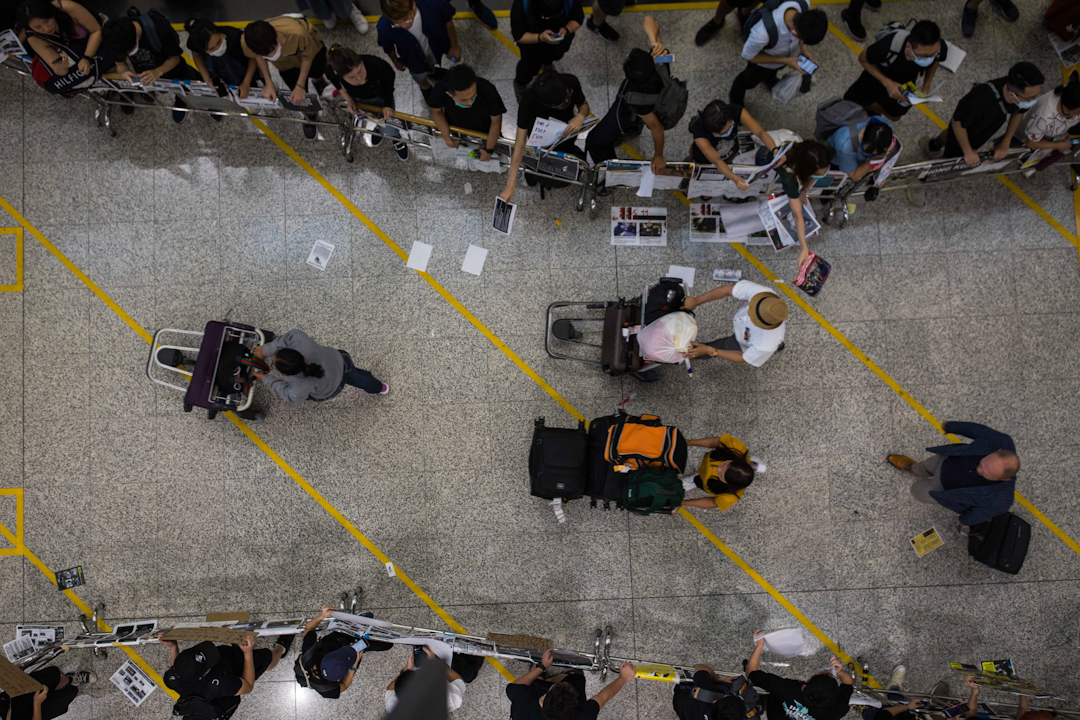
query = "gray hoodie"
xmin=261 ymin=329 xmax=346 ymax=403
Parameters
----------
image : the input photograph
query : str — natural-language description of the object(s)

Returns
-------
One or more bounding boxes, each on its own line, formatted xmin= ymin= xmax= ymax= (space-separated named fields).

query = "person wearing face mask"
xmin=729 ymin=0 xmax=828 ymax=107
xmin=843 ymin=20 xmax=945 ymax=121
xmin=1015 ymin=75 xmax=1080 ymax=155
xmin=747 ymin=636 xmax=854 ymax=720
xmin=688 ymin=99 xmax=775 ymax=192
xmin=509 ymin=0 xmax=585 ymax=102
xmin=499 ymin=71 xmax=589 ymax=203
xmin=679 ymin=434 xmax=765 ymax=511
xmin=184 ymin=18 xmax=262 ymax=112
xmin=376 ymin=0 xmax=460 ymax=97
xmin=325 ymin=44 xmax=410 ymax=161
xmin=826 ymin=116 xmax=894 ymax=182
xmin=426 ymin=63 xmax=507 ymax=162
xmin=241 ymin=16 xmax=329 ymax=139
xmin=18 ymin=0 xmax=111 ymax=95
xmin=921 ymin=61 xmax=1044 ymax=168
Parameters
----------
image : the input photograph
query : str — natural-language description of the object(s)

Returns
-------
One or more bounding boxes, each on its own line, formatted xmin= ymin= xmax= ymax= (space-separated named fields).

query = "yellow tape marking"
xmin=0 ymin=227 xmax=23 ymax=292
xmin=0 ymin=488 xmax=24 ymax=555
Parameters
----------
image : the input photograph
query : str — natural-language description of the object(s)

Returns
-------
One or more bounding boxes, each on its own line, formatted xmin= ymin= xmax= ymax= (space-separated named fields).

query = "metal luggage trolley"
xmin=146 ymin=320 xmax=270 ymax=420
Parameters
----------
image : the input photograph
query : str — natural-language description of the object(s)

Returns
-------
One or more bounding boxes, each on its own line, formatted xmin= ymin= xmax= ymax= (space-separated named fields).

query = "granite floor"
xmin=2 ymin=1 xmax=1080 ymax=718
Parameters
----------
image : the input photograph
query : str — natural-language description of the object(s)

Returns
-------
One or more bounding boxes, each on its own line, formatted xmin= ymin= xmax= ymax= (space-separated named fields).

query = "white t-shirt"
xmin=1018 ymin=91 xmax=1080 ymax=143
xmin=407 ymin=9 xmax=437 ymax=68
xmin=741 ymin=0 xmax=805 ymax=70
xmin=730 ymin=280 xmax=786 ymax=367
xmin=385 ymin=678 xmax=467 ymax=714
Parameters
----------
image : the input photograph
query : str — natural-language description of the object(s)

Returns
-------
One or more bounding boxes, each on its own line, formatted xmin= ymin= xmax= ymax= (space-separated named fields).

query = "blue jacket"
xmin=926 ymin=421 xmax=1017 ymax=527
xmin=376 ymin=0 xmax=456 ymax=74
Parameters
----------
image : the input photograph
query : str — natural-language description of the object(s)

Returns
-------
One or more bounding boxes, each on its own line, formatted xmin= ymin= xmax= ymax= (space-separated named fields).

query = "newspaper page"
xmin=611 ymin=206 xmax=668 ymax=246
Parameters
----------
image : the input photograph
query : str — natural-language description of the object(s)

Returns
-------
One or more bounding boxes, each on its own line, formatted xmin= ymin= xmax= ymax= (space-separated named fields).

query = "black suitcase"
xmin=968 ymin=512 xmax=1030 ymax=575
xmin=585 ymin=414 xmax=628 ymax=508
xmin=529 ymin=418 xmax=587 ymax=500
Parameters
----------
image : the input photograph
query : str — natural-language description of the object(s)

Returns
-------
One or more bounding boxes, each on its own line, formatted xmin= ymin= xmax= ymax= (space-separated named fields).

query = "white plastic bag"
xmin=771 ymin=73 xmax=802 ymax=104
xmin=637 ymin=312 xmax=698 ymax=364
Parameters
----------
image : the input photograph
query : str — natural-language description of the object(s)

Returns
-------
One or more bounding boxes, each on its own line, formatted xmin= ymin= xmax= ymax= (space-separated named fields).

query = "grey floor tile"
xmin=219 ymin=215 xmax=287 ymax=283
xmin=286 ymin=213 xmax=352 ymax=281
xmin=85 ymin=158 xmax=156 ymax=224
xmin=153 ymin=155 xmax=220 ymax=221
xmin=152 ymin=217 xmax=222 ymax=287
xmin=879 ymin=253 xmax=951 ymax=320
xmin=219 ymin=144 xmax=289 ymax=219
xmin=24 ymin=162 xmax=89 ymax=225
xmin=945 ymin=250 xmax=1018 ymax=317
xmin=85 ymin=222 xmax=156 ymax=289
xmin=1014 ymin=248 xmax=1080 ymax=315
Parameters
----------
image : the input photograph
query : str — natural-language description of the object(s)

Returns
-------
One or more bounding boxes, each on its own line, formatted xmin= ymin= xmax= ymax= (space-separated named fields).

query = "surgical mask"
xmin=912 ymin=54 xmax=935 ymax=67
xmin=1015 ymin=98 xmax=1036 ymax=110
xmin=207 ymin=39 xmax=227 ymax=57
xmin=718 ymin=123 xmax=735 ymax=138
xmin=264 ymin=45 xmax=282 ymax=61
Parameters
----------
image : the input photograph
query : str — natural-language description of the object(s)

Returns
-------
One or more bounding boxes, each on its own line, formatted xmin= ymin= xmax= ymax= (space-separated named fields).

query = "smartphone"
xmin=549 ymin=33 xmax=564 ymax=41
xmin=797 ymin=55 xmax=818 ymax=75
xmin=653 ymin=54 xmax=674 ymax=64
xmin=353 ymin=638 xmax=369 ymax=652
xmin=1071 ymin=137 xmax=1080 ymax=145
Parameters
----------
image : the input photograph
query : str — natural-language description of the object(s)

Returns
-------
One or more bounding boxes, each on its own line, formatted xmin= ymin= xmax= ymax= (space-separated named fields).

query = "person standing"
xmin=184 ymin=19 xmax=261 ymax=104
xmin=0 ymin=667 xmax=95 ymax=720
xmin=729 ymin=0 xmax=828 ymax=107
xmin=960 ymin=0 xmax=1018 ymax=39
xmin=888 ymin=421 xmax=1019 ymax=532
xmin=509 ymin=0 xmax=584 ymax=101
xmin=839 ymin=0 xmax=880 ymax=40
xmin=427 ymin=63 xmax=507 ymax=162
xmin=679 ymin=280 xmax=788 ymax=367
xmin=506 ymin=649 xmax=637 ymax=719
xmin=680 ymin=434 xmax=763 ymax=511
xmin=385 ymin=646 xmax=484 ymax=714
xmin=694 ymin=0 xmax=759 ymax=47
xmin=326 ymin=43 xmax=411 ymax=160
xmin=295 ymin=0 xmax=370 ymax=33
xmin=747 ymin=634 xmax=854 ymax=720
xmin=826 ymin=116 xmax=894 ymax=181
xmin=253 ymin=329 xmax=389 ymax=404
xmin=688 ymin=100 xmax=775 ymax=191
xmin=161 ymin=635 xmax=292 ymax=715
xmin=19 ymin=0 xmax=111 ymax=95
xmin=376 ymin=0 xmax=461 ymax=98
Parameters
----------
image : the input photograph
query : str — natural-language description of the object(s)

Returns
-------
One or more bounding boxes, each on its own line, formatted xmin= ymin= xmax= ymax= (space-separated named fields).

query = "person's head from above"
xmin=976 ymin=449 xmax=1019 ymax=481
xmin=244 ymin=20 xmax=283 ymax=59
xmin=445 ymin=64 xmax=480 ymax=107
xmin=716 ymin=695 xmax=749 ymax=720
xmin=273 ymin=348 xmax=325 ymax=379
xmin=623 ymin=48 xmax=658 ymax=85
xmin=381 ymin=0 xmax=417 ymax=28
xmin=699 ymin=100 xmax=736 ymax=138
xmin=185 ymin=18 xmax=228 ymax=57
xmin=748 ymin=289 xmax=788 ymax=330
xmin=172 ymin=642 xmax=221 ymax=682
xmin=1006 ymin=62 xmax=1045 ymax=108
xmin=801 ymin=672 xmax=842 ymax=710
xmin=905 ymin=20 xmax=941 ymax=66
xmin=534 ymin=72 xmax=574 ymax=110
xmin=539 ymin=681 xmax=582 ymax=720
xmin=1019 ymin=712 xmax=1054 ymax=720
xmin=318 ymin=646 xmax=360 ymax=682
xmin=17 ymin=0 xmax=76 ymax=38
xmin=784 ymin=140 xmax=833 ymax=186
xmin=860 ymin=118 xmax=894 ymax=157
xmin=531 ymin=0 xmax=566 ymax=22
xmin=1054 ymin=73 xmax=1080 ymax=118
xmin=791 ymin=9 xmax=828 ymax=46
xmin=101 ymin=17 xmax=140 ymax=60
xmin=329 ymin=43 xmax=367 ymax=86
xmin=706 ymin=443 xmax=755 ymax=495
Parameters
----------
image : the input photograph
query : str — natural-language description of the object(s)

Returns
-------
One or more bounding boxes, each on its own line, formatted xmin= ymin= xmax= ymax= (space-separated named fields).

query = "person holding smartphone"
xmin=729 ymin=0 xmax=828 ymax=107
xmin=385 ymin=646 xmax=471 ymax=714
xmin=295 ymin=605 xmax=394 ymax=699
xmin=509 ymin=0 xmax=585 ymax=101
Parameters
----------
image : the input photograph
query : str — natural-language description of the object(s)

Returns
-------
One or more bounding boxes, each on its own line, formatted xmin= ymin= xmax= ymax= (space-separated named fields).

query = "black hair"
xmin=862 ymin=119 xmax=894 ymax=155
xmin=623 ymin=48 xmax=657 ymax=84
xmin=699 ymin=100 xmax=733 ymax=135
xmin=803 ymin=675 xmax=841 ymax=710
xmin=706 ymin=444 xmax=755 ymax=495
xmin=531 ymin=0 xmax=565 ymax=19
xmin=243 ymin=20 xmax=278 ymax=56
xmin=908 ymin=20 xmax=940 ymax=48
xmin=393 ymin=669 xmax=415 ymax=695
xmin=716 ymin=695 xmax=749 ymax=720
xmin=380 ymin=0 xmax=413 ymax=21
xmin=1007 ymin=61 xmax=1044 ymax=91
xmin=446 ymin=63 xmax=478 ymax=94
xmin=785 ymin=140 xmax=833 ymax=186
xmin=534 ymin=72 xmax=571 ymax=108
xmin=184 ymin=18 xmax=218 ymax=55
xmin=541 ymin=682 xmax=582 ymax=720
xmin=794 ymin=9 xmax=827 ymax=45
xmin=274 ymin=348 xmax=325 ymax=379
xmin=17 ymin=0 xmax=76 ymax=37
xmin=328 ymin=43 xmax=363 ymax=77
xmin=101 ymin=17 xmax=137 ymax=61
xmin=1057 ymin=71 xmax=1080 ymax=111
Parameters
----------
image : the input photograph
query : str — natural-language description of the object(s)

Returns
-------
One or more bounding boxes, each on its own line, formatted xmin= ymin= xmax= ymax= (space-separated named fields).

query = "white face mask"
xmin=207 ymin=39 xmax=227 ymax=57
xmin=264 ymin=44 xmax=282 ymax=61
xmin=1015 ymin=98 xmax=1036 ymax=110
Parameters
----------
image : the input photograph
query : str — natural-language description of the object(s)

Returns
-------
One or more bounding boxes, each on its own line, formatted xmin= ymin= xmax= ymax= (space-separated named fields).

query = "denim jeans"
xmin=314 ymin=351 xmax=383 ymax=400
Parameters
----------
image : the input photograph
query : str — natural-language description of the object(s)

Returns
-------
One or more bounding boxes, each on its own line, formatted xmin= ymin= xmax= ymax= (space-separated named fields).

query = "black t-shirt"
xmin=517 ymin=72 xmax=586 ymax=131
xmin=505 ymin=683 xmax=600 ymax=720
xmin=674 ymin=671 xmax=736 ymax=720
xmin=128 ymin=13 xmax=183 ymax=72
xmin=218 ymin=26 xmax=250 ymax=69
xmin=690 ymin=103 xmax=745 ymax=164
xmin=864 ymin=34 xmax=947 ymax=85
xmin=748 ymin=671 xmax=854 ymax=720
xmin=326 ymin=53 xmax=396 ymax=106
xmin=427 ymin=75 xmax=507 ymax=134
xmin=299 ymin=630 xmax=344 ymax=699
xmin=951 ymin=77 xmax=1019 ymax=151
xmin=941 ymin=455 xmax=994 ymax=490
xmin=163 ymin=643 xmax=244 ymax=702
xmin=510 ymin=0 xmax=585 ymax=41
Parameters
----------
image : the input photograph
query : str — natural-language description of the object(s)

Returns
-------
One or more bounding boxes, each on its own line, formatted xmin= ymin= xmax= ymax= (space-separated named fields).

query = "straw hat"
xmin=748 ymin=291 xmax=788 ymax=329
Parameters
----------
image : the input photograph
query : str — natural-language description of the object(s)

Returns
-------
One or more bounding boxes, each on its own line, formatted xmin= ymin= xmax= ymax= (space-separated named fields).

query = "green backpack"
xmin=624 ymin=468 xmax=684 ymax=515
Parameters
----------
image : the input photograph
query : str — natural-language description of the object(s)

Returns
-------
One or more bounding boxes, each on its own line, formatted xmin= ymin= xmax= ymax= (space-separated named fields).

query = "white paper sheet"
xmin=611 ymin=206 xmax=668 ymax=246
xmin=462 ymin=244 xmax=488 ymax=275
xmin=637 ymin=165 xmax=656 ymax=198
xmin=467 ymin=156 xmax=504 ymax=174
xmin=604 ymin=160 xmax=645 ymax=187
xmin=406 ymin=241 xmax=433 ymax=272
xmin=526 ymin=117 xmax=568 ymax=148
xmin=666 ymin=265 xmax=696 ymax=288
xmin=940 ymin=41 xmax=966 ymax=73
xmin=16 ymin=625 xmax=63 ymax=650
xmin=306 ymin=240 xmax=335 ymax=271
xmin=110 ymin=660 xmax=158 ymax=707
xmin=719 ymin=203 xmax=766 ymax=237
xmin=4 ymin=635 xmax=35 ymax=662
xmin=754 ymin=627 xmax=804 ymax=658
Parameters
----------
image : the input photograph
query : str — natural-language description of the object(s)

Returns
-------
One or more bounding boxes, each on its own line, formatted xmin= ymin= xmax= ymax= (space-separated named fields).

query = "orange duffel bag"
xmin=604 ymin=414 xmax=688 ymax=474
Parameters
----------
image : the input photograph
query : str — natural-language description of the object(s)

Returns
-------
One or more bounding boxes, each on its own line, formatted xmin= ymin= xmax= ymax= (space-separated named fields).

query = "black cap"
xmin=172 ymin=641 xmax=220 ymax=680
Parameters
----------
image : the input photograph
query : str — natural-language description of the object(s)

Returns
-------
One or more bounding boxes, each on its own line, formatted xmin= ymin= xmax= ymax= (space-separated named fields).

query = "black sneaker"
xmin=275 ymin=634 xmax=294 ymax=657
xmin=586 ymin=17 xmax=619 ymax=42
xmin=369 ymin=130 xmax=384 ymax=147
xmin=961 ymin=1 xmax=977 ymax=37
xmin=303 ymin=123 xmax=317 ymax=140
xmin=394 ymin=141 xmax=409 ymax=161
xmin=468 ymin=0 xmax=498 ymax=29
xmin=171 ymin=97 xmax=187 ymax=124
xmin=841 ymin=8 xmax=866 ymax=39
xmin=989 ymin=0 xmax=1018 ymax=21
xmin=694 ymin=18 xmax=723 ymax=46
xmin=210 ymin=113 xmax=222 ymax=123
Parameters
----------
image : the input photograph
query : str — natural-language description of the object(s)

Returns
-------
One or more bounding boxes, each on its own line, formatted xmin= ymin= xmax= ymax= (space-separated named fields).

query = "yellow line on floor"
xmin=0 ymin=227 xmax=23 ymax=292
xmin=0 ymin=192 xmax=517 ymax=684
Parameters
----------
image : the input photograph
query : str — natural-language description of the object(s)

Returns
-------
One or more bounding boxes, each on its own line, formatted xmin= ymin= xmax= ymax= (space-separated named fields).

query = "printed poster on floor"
xmin=16 ymin=625 xmax=65 ymax=650
xmin=689 ymin=202 xmax=766 ymax=243
xmin=3 ymin=635 xmax=35 ymax=663
xmin=110 ymin=659 xmax=158 ymax=707
xmin=610 ymin=207 xmax=667 ymax=246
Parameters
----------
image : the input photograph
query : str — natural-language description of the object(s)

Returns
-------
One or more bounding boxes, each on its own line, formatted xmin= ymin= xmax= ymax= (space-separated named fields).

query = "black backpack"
xmin=968 ymin=512 xmax=1030 ymax=575
xmin=172 ymin=696 xmax=240 ymax=720
xmin=742 ymin=0 xmax=809 ymax=48
xmin=294 ymin=633 xmax=352 ymax=697
xmin=125 ymin=6 xmax=169 ymax=54
xmin=619 ymin=64 xmax=689 ymax=131
xmin=872 ymin=19 xmax=917 ymax=68
xmin=674 ymin=675 xmax=761 ymax=720
xmin=529 ymin=418 xmax=588 ymax=500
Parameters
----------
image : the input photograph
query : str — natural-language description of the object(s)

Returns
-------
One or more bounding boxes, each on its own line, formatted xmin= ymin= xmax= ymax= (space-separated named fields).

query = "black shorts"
xmin=279 ymin=45 xmax=328 ymax=90
xmin=844 ymin=72 xmax=911 ymax=118
xmin=252 ymin=648 xmax=273 ymax=679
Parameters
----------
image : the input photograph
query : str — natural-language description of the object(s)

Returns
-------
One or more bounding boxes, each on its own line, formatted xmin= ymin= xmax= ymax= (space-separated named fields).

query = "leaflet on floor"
xmin=666 ymin=265 xmax=695 ymax=288
xmin=910 ymin=527 xmax=943 ymax=557
xmin=406 ymin=241 xmax=433 ymax=272
xmin=491 ymin=196 xmax=517 ymax=236
xmin=690 ymin=202 xmax=757 ymax=243
xmin=16 ymin=625 xmax=64 ymax=650
xmin=306 ymin=240 xmax=335 ymax=271
xmin=3 ymin=634 xmax=35 ymax=662
xmin=526 ymin=118 xmax=568 ymax=149
xmin=462 ymin=244 xmax=488 ymax=275
xmin=55 ymin=565 xmax=84 ymax=590
xmin=110 ymin=659 xmax=158 ymax=707
xmin=610 ymin=206 xmax=667 ymax=246
xmin=940 ymin=41 xmax=966 ymax=73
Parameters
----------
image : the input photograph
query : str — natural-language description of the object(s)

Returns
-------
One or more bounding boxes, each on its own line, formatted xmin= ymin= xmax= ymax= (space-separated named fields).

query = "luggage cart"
xmin=146 ymin=320 xmax=271 ymax=420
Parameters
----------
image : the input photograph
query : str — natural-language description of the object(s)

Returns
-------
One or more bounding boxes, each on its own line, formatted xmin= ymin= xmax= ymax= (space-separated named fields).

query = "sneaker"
xmin=961 ymin=1 xmax=977 ymax=37
xmin=957 ymin=524 xmax=970 ymax=537
xmin=69 ymin=670 xmax=97 ymax=686
xmin=379 ymin=383 xmax=390 ymax=394
xmin=694 ymin=18 xmax=723 ymax=46
xmin=841 ymin=9 xmax=866 ymax=39
xmin=369 ymin=129 xmax=384 ymax=146
xmin=468 ymin=0 xmax=498 ymax=29
xmin=210 ymin=113 xmax=222 ymax=123
xmin=749 ymin=456 xmax=766 ymax=473
xmin=887 ymin=664 xmax=906 ymax=691
xmin=349 ymin=3 xmax=370 ymax=33
xmin=171 ymin=98 xmax=187 ymax=124
xmin=586 ymin=17 xmax=619 ymax=42
xmin=919 ymin=135 xmax=944 ymax=160
xmin=324 ymin=14 xmax=337 ymax=29
xmin=303 ymin=123 xmax=317 ymax=140
xmin=680 ymin=476 xmax=697 ymax=492
xmin=989 ymin=0 xmax=1018 ymax=21
xmin=907 ymin=185 xmax=926 ymax=207
xmin=394 ymin=141 xmax=409 ymax=161
xmin=275 ymin=634 xmax=295 ymax=657
xmin=887 ymin=455 xmax=915 ymax=472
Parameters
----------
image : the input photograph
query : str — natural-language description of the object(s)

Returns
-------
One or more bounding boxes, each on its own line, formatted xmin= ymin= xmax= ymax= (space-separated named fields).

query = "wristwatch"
xmin=535 ymin=662 xmax=548 ymax=672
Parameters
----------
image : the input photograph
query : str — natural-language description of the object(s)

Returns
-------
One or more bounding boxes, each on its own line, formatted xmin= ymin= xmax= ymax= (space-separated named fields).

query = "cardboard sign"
xmin=206 ymin=612 xmax=250 ymax=623
xmin=159 ymin=627 xmax=257 ymax=644
xmin=0 ymin=655 xmax=45 ymax=698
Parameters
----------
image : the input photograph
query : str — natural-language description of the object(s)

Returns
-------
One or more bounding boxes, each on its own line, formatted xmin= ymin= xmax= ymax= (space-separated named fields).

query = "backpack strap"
xmin=848 ymin=120 xmax=861 ymax=153
xmin=882 ymin=29 xmax=909 ymax=67
xmin=620 ymin=65 xmax=669 ymax=108
xmin=760 ymin=0 xmax=809 ymax=49
xmin=136 ymin=11 xmax=163 ymax=54
xmin=984 ymin=80 xmax=1009 ymax=117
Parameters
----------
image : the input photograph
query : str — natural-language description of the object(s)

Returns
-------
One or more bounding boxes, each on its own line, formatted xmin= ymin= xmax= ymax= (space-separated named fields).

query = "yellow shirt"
xmin=697 ymin=434 xmax=749 ymax=510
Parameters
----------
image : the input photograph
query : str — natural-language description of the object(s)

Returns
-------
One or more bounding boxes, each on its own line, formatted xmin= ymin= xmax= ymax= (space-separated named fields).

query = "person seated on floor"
xmin=826 ymin=115 xmax=894 ymax=183
xmin=689 ymin=99 xmax=775 ymax=191
xmin=184 ymin=18 xmax=261 ymax=101
xmin=160 ymin=634 xmax=291 ymax=716
xmin=680 ymin=434 xmax=764 ymax=511
xmin=101 ymin=8 xmax=200 ymax=123
xmin=673 ymin=663 xmax=758 ymax=720
xmin=242 ymin=15 xmax=330 ymax=139
xmin=0 ymin=666 xmax=96 ymax=720
xmin=326 ymin=43 xmax=410 ymax=161
xmin=427 ymin=63 xmax=507 ymax=162
xmin=18 ymin=0 xmax=111 ymax=94
xmin=747 ymin=634 xmax=853 ymax=720
xmin=295 ymin=605 xmax=394 ymax=699
xmin=386 ymin=646 xmax=484 ymax=714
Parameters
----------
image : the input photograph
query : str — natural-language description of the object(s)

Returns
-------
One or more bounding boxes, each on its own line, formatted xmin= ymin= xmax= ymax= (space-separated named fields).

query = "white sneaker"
xmin=379 ymin=383 xmax=389 ymax=394
xmin=680 ymin=476 xmax=697 ymax=492
xmin=324 ymin=15 xmax=337 ymax=29
xmin=887 ymin=664 xmax=906 ymax=691
xmin=321 ymin=84 xmax=339 ymax=101
xmin=350 ymin=3 xmax=370 ymax=33
xmin=749 ymin=456 xmax=766 ymax=473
